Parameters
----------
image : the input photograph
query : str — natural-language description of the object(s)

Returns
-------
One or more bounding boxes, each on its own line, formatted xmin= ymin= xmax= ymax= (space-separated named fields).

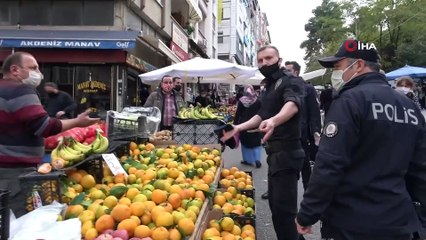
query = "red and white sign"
xmin=170 ymin=41 xmax=189 ymax=61
xmin=172 ymin=22 xmax=188 ymax=53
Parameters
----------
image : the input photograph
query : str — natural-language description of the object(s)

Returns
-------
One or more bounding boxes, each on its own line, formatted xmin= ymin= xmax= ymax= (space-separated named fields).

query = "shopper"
xmin=44 ymin=82 xmax=77 ymax=119
xmin=221 ymin=45 xmax=305 ymax=240
xmin=0 ymin=52 xmax=100 ymax=217
xmin=395 ymin=76 xmax=422 ymax=110
xmin=234 ymin=85 xmax=262 ymax=168
xmin=144 ymin=75 xmax=185 ymax=130
xmin=296 ymin=40 xmax=424 ymax=240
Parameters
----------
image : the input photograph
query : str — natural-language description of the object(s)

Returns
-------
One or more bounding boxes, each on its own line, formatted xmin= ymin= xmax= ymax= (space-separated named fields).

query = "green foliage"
xmin=302 ymin=0 xmax=426 ymax=72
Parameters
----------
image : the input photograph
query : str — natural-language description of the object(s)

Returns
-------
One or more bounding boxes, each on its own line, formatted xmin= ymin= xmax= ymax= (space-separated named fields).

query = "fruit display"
xmin=148 ymin=130 xmax=172 ymax=142
xmin=56 ymin=142 xmax=223 ymax=240
xmin=219 ymin=167 xmax=254 ymax=191
xmin=212 ymin=188 xmax=255 ymax=217
xmin=45 ymin=123 xmax=107 ymax=150
xmin=50 ymin=129 xmax=109 ymax=169
xmin=178 ymin=105 xmax=222 ymax=120
xmin=200 ymin=209 xmax=256 ymax=240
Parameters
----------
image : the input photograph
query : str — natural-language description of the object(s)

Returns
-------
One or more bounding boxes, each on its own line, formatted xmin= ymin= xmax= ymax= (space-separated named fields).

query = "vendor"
xmin=144 ymin=75 xmax=185 ymax=130
xmin=0 ymin=52 xmax=100 ymax=217
xmin=194 ymin=89 xmax=211 ymax=107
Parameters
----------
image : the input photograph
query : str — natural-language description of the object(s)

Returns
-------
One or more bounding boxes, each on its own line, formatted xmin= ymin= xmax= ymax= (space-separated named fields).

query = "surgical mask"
xmin=330 ymin=60 xmax=358 ymax=91
xmin=259 ymin=61 xmax=280 ymax=78
xmin=395 ymin=86 xmax=412 ymax=95
xmin=22 ymin=71 xmax=43 ymax=87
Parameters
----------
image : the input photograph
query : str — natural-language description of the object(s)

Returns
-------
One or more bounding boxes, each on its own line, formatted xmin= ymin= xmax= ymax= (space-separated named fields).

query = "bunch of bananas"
xmin=50 ymin=129 xmax=109 ymax=168
xmin=178 ymin=105 xmax=222 ymax=120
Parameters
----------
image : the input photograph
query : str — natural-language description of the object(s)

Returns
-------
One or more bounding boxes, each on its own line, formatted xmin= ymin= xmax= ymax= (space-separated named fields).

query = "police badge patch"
xmin=324 ymin=122 xmax=338 ymax=137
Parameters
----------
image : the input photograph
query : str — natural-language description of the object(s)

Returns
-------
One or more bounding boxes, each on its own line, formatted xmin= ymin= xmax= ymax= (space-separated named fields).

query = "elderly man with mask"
xmin=296 ymin=40 xmax=425 ymax=240
xmin=144 ymin=75 xmax=185 ymax=130
xmin=0 ymin=52 xmax=100 ymax=217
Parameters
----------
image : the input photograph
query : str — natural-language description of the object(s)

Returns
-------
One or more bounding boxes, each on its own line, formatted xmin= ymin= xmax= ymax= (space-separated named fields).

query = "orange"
xmin=132 ymin=149 xmax=141 ymax=156
xmin=151 ymin=189 xmax=168 ymax=204
xmin=141 ymin=212 xmax=152 ymax=225
xmin=81 ymin=221 xmax=94 ymax=236
xmin=95 ymin=215 xmax=115 ymax=233
xmin=134 ymin=225 xmax=152 ymax=238
xmin=117 ymin=218 xmax=138 ymax=237
xmin=118 ymin=197 xmax=132 ymax=206
xmin=111 ymin=204 xmax=131 ymax=222
xmin=151 ymin=227 xmax=169 ymax=240
xmin=114 ymin=173 xmax=127 ymax=184
xmin=130 ymin=202 xmax=145 ymax=217
xmin=214 ymin=195 xmax=226 ymax=206
xmin=145 ymin=143 xmax=155 ymax=151
xmin=168 ymin=193 xmax=182 ymax=210
xmin=128 ymin=167 xmax=137 ymax=175
xmin=126 ymin=188 xmax=140 ymax=200
xmin=202 ymin=174 xmax=214 ymax=185
xmin=68 ymin=171 xmax=83 ymax=183
xmin=195 ymin=190 xmax=206 ymax=201
xmin=80 ymin=174 xmax=96 ymax=189
xmin=84 ymin=228 xmax=98 ymax=240
xmin=129 ymin=141 xmax=138 ymax=151
xmin=178 ymin=218 xmax=195 ymax=235
xmin=151 ymin=205 xmax=167 ymax=221
xmin=155 ymin=212 xmax=174 ymax=227
xmin=169 ymin=228 xmax=182 ymax=240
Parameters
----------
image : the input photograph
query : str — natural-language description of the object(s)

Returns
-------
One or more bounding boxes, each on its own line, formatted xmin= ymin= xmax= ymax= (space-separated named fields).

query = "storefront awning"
xmin=0 ymin=30 xmax=139 ymax=49
xmin=186 ymin=0 xmax=203 ymax=22
xmin=139 ymin=35 xmax=182 ymax=64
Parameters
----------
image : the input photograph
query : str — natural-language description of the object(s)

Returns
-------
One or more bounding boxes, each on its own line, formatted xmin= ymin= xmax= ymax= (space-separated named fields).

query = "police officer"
xmin=295 ymin=39 xmax=425 ymax=240
xmin=222 ymin=45 xmax=305 ymax=240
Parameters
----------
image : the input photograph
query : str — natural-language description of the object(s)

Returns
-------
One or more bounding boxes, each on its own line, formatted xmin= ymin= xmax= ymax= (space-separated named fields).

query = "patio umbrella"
xmin=233 ymin=68 xmax=327 ymax=85
xmin=385 ymin=65 xmax=426 ymax=80
xmin=139 ymin=57 xmax=257 ymax=85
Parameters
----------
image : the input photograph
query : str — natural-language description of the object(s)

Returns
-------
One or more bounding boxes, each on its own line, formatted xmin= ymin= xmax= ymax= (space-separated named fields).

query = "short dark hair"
xmin=172 ymin=77 xmax=181 ymax=82
xmin=2 ymin=52 xmax=31 ymax=74
xmin=45 ymin=82 xmax=58 ymax=89
xmin=284 ymin=61 xmax=301 ymax=73
xmin=161 ymin=75 xmax=172 ymax=82
xmin=257 ymin=45 xmax=280 ymax=56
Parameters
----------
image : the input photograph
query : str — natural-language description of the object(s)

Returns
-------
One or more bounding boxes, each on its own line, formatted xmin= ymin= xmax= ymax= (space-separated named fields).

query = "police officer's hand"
xmin=295 ymin=218 xmax=313 ymax=235
xmin=314 ymin=132 xmax=321 ymax=146
xmin=259 ymin=119 xmax=275 ymax=142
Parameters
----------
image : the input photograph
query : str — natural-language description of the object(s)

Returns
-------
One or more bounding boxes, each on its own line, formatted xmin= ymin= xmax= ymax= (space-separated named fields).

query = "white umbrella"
xmin=233 ymin=68 xmax=327 ymax=85
xmin=139 ymin=57 xmax=257 ymax=85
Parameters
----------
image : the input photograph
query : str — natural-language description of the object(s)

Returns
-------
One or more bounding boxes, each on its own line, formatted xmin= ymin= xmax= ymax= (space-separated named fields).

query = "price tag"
xmin=102 ymin=154 xmax=128 ymax=176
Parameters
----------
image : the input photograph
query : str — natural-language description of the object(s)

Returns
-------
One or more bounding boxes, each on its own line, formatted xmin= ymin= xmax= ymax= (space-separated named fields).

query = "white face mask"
xmin=396 ymin=86 xmax=412 ymax=95
xmin=22 ymin=70 xmax=43 ymax=87
xmin=330 ymin=60 xmax=358 ymax=91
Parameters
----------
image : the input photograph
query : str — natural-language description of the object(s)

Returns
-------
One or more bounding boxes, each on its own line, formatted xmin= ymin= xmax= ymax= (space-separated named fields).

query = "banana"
xmin=91 ymin=133 xmax=102 ymax=150
xmin=205 ymin=106 xmax=218 ymax=119
xmin=194 ymin=107 xmax=208 ymax=119
xmin=50 ymin=147 xmax=60 ymax=161
xmin=63 ymin=145 xmax=83 ymax=155
xmin=189 ymin=107 xmax=198 ymax=119
xmin=70 ymin=138 xmax=92 ymax=155
xmin=58 ymin=145 xmax=85 ymax=162
xmin=93 ymin=134 xmax=109 ymax=154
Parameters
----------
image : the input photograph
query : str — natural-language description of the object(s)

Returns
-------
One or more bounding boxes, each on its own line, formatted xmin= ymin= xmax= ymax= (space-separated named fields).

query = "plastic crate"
xmin=0 ymin=190 xmax=10 ymax=240
xmin=106 ymin=111 xmax=153 ymax=141
xmin=19 ymin=171 xmax=65 ymax=213
xmin=173 ymin=119 xmax=223 ymax=145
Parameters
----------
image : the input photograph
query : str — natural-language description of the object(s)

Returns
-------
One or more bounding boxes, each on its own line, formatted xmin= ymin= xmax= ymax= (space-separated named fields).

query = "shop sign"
xmin=172 ymin=22 xmax=188 ymax=53
xmin=0 ymin=39 xmax=135 ymax=49
xmin=126 ymin=54 xmax=158 ymax=72
xmin=170 ymin=41 xmax=189 ymax=61
xmin=77 ymin=80 xmax=107 ymax=93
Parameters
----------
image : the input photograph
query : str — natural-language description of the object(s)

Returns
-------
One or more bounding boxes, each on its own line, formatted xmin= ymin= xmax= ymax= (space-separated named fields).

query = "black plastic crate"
xmin=106 ymin=114 xmax=150 ymax=141
xmin=173 ymin=119 xmax=223 ymax=145
xmin=0 ymin=190 xmax=10 ymax=240
xmin=228 ymin=214 xmax=256 ymax=228
xmin=19 ymin=171 xmax=65 ymax=213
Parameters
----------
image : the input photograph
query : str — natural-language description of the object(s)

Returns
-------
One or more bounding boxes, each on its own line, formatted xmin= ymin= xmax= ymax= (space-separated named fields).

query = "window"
xmin=0 ymin=0 xmax=114 ymax=26
xmin=223 ymin=7 xmax=230 ymax=20
xmin=52 ymin=1 xmax=82 ymax=25
xmin=218 ymin=31 xmax=223 ymax=43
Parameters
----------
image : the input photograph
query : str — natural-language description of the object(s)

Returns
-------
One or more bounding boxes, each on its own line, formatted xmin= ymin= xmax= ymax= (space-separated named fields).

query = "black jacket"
xmin=301 ymin=83 xmax=321 ymax=142
xmin=297 ymin=72 xmax=425 ymax=235
xmin=234 ymin=99 xmax=262 ymax=148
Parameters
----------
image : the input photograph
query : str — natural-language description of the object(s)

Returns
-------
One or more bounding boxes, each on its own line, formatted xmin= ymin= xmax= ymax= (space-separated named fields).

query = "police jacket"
xmin=301 ymin=83 xmax=321 ymax=142
xmin=296 ymin=72 xmax=425 ymax=235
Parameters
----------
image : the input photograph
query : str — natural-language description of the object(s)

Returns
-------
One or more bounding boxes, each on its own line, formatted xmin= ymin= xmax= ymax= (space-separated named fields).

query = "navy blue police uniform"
xmin=258 ymin=68 xmax=305 ymax=240
xmin=297 ymin=71 xmax=425 ymax=240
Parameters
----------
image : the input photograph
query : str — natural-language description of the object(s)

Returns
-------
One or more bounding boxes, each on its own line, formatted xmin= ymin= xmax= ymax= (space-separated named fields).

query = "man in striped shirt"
xmin=0 ymin=52 xmax=99 ymax=216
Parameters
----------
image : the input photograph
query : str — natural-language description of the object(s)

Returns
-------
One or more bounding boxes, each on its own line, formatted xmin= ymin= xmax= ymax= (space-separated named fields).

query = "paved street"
xmin=222 ymin=147 xmax=321 ymax=240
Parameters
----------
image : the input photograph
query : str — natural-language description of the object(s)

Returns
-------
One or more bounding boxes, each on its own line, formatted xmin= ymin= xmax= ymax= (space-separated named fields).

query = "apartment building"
xmin=0 ymin=0 xmax=214 ymax=112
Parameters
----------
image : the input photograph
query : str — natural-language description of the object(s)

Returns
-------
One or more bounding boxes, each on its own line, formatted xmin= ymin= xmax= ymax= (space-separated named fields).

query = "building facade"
xmin=0 ymin=0 xmax=209 ymax=113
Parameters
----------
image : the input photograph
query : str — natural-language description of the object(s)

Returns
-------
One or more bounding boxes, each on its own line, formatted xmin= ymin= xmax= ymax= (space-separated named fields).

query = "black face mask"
xmin=174 ymin=85 xmax=182 ymax=92
xmin=48 ymin=92 xmax=58 ymax=97
xmin=259 ymin=61 xmax=280 ymax=78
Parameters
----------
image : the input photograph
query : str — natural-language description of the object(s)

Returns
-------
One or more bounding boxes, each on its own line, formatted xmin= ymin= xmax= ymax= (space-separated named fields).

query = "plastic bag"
xmin=10 ymin=201 xmax=81 ymax=240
